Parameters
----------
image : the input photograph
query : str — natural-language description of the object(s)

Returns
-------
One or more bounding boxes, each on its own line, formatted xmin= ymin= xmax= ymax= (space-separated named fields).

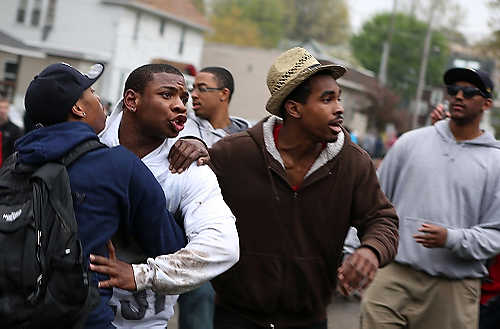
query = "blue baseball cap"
xmin=25 ymin=62 xmax=104 ymax=126
xmin=444 ymin=67 xmax=494 ymax=98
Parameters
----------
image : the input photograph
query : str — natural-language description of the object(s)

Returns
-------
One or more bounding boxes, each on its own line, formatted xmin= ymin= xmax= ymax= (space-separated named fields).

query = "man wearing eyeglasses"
xmin=178 ymin=67 xmax=250 ymax=329
xmin=180 ymin=67 xmax=250 ymax=149
xmin=176 ymin=67 xmax=250 ymax=329
xmin=359 ymin=67 xmax=500 ymax=329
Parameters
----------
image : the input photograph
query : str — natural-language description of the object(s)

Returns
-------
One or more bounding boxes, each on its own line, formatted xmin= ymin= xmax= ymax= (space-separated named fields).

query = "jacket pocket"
xmin=281 ymin=257 xmax=331 ymax=314
xmin=212 ymin=252 xmax=282 ymax=314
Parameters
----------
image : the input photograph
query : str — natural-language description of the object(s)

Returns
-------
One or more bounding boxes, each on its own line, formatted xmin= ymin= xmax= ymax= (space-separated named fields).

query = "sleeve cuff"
xmin=444 ymin=228 xmax=460 ymax=250
xmin=360 ymin=244 xmax=382 ymax=265
xmin=132 ymin=262 xmax=155 ymax=291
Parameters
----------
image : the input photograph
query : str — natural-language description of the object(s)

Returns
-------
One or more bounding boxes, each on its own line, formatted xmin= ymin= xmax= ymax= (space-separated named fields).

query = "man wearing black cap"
xmin=360 ymin=67 xmax=500 ymax=329
xmin=17 ymin=63 xmax=185 ymax=329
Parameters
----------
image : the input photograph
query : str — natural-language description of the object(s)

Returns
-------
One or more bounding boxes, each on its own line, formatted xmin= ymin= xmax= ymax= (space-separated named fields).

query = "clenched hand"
xmin=337 ymin=247 xmax=379 ymax=296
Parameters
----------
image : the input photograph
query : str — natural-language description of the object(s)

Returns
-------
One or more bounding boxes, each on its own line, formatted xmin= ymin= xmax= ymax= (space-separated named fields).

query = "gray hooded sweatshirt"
xmin=378 ymin=119 xmax=500 ymax=279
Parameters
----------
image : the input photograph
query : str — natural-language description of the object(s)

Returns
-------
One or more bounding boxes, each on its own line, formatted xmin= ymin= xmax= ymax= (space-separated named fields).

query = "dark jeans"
xmin=214 ymin=305 xmax=327 ymax=329
xmin=479 ymin=295 xmax=500 ymax=329
xmin=178 ymin=282 xmax=215 ymax=329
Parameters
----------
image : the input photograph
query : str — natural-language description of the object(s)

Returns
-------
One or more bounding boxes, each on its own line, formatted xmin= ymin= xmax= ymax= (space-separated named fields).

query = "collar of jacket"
xmin=260 ymin=115 xmax=345 ymax=179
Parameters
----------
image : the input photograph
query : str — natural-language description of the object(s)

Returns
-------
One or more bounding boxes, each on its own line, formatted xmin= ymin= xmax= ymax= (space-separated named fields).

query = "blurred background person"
xmin=0 ymin=96 xmax=22 ymax=166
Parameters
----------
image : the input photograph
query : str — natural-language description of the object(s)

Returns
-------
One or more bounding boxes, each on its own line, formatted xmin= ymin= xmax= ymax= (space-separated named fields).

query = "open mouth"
xmin=328 ymin=119 xmax=344 ymax=134
xmin=170 ymin=115 xmax=187 ymax=132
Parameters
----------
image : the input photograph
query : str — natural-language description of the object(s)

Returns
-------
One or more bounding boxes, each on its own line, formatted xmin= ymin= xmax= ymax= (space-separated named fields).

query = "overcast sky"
xmin=348 ymin=0 xmax=493 ymax=42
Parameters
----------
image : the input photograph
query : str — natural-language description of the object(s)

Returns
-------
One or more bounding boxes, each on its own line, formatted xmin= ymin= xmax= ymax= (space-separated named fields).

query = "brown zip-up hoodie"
xmin=210 ymin=116 xmax=398 ymax=327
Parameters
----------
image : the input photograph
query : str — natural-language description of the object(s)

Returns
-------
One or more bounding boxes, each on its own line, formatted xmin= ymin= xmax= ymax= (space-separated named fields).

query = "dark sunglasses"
xmin=446 ymin=85 xmax=488 ymax=99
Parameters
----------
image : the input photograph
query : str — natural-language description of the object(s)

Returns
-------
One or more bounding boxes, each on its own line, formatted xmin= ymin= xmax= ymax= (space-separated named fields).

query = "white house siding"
xmin=0 ymin=0 xmax=206 ymax=123
xmin=109 ymin=7 xmax=204 ymax=102
xmin=0 ymin=0 xmax=115 ymax=61
xmin=7 ymin=55 xmax=97 ymax=126
xmin=0 ymin=0 xmax=45 ymax=45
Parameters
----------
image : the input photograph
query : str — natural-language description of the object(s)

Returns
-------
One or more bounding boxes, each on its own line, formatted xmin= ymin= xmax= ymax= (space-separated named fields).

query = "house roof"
xmin=0 ymin=30 xmax=45 ymax=58
xmin=137 ymin=0 xmax=209 ymax=29
xmin=102 ymin=0 xmax=210 ymax=31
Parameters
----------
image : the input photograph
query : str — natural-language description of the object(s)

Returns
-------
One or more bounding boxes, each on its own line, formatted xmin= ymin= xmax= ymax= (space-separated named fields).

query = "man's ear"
xmin=283 ymin=100 xmax=302 ymax=119
xmin=220 ymin=88 xmax=230 ymax=102
xmin=123 ymin=89 xmax=140 ymax=112
xmin=483 ymin=98 xmax=493 ymax=111
xmin=71 ymin=101 xmax=86 ymax=119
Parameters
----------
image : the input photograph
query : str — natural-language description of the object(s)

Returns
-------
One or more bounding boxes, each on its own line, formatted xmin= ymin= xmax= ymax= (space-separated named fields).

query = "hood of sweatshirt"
xmin=435 ymin=119 xmax=500 ymax=149
xmin=15 ymin=122 xmax=98 ymax=165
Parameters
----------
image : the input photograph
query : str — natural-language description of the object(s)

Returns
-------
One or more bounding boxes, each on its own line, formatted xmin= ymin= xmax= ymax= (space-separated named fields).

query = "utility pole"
xmin=412 ymin=1 xmax=438 ymax=129
xmin=378 ymin=0 xmax=398 ymax=86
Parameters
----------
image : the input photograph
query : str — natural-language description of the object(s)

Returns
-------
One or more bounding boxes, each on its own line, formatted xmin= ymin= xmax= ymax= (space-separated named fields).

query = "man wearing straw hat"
xmin=207 ymin=47 xmax=399 ymax=328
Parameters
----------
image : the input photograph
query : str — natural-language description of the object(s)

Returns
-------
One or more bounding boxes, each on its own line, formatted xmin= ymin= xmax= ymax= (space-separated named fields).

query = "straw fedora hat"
xmin=265 ymin=47 xmax=346 ymax=116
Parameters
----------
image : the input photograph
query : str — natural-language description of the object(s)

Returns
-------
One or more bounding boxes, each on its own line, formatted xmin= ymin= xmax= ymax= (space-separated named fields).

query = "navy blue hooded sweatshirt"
xmin=15 ymin=122 xmax=185 ymax=329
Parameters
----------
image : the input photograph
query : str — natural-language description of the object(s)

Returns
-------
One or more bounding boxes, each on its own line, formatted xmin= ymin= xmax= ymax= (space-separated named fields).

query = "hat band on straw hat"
xmin=271 ymin=52 xmax=314 ymax=95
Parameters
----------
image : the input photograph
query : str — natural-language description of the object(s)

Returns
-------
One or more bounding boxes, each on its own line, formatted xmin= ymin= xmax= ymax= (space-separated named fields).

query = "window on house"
xmin=4 ymin=62 xmax=19 ymax=82
xmin=42 ymin=0 xmax=57 ymax=40
xmin=133 ymin=12 xmax=141 ymax=41
xmin=16 ymin=0 xmax=28 ymax=23
xmin=31 ymin=0 xmax=42 ymax=26
xmin=178 ymin=27 xmax=186 ymax=54
xmin=160 ymin=19 xmax=166 ymax=36
xmin=46 ymin=0 xmax=57 ymax=25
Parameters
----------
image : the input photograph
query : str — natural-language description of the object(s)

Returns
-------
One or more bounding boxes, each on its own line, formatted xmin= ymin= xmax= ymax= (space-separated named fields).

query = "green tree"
xmin=208 ymin=0 xmax=288 ymax=48
xmin=285 ymin=0 xmax=350 ymax=45
xmin=479 ymin=1 xmax=500 ymax=57
xmin=207 ymin=0 xmax=350 ymax=48
xmin=208 ymin=4 xmax=262 ymax=47
xmin=192 ymin=0 xmax=205 ymax=14
xmin=351 ymin=13 xmax=449 ymax=102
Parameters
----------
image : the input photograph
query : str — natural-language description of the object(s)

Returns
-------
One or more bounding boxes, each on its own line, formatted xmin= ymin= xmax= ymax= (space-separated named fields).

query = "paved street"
xmin=168 ymin=294 xmax=361 ymax=329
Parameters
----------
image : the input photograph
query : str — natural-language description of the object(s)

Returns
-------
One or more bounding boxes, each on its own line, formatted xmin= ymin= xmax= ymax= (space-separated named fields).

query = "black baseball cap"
xmin=444 ymin=67 xmax=494 ymax=98
xmin=25 ymin=62 xmax=104 ymax=126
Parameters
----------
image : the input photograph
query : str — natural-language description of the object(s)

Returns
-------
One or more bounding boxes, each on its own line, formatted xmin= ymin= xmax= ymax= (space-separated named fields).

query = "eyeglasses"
xmin=188 ymin=85 xmax=224 ymax=93
xmin=446 ymin=85 xmax=488 ymax=99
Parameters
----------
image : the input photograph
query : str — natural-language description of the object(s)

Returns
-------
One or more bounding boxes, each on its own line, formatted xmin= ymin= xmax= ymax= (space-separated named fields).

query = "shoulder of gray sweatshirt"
xmin=377 ymin=119 xmax=500 ymax=278
xmin=180 ymin=110 xmax=251 ymax=147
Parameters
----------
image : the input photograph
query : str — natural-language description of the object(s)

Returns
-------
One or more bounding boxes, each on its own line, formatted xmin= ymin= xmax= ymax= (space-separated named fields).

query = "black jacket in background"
xmin=0 ymin=120 xmax=22 ymax=163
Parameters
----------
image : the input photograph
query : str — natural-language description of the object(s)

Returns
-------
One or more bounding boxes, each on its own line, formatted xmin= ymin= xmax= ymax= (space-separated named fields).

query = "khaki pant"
xmin=360 ymin=262 xmax=480 ymax=329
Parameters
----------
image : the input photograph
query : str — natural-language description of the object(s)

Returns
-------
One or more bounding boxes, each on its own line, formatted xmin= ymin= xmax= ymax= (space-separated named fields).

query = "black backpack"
xmin=0 ymin=139 xmax=105 ymax=329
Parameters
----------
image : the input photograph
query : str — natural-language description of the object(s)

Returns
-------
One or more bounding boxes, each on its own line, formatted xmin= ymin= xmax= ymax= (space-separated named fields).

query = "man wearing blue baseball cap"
xmin=360 ymin=67 xmax=500 ymax=329
xmin=14 ymin=63 xmax=185 ymax=329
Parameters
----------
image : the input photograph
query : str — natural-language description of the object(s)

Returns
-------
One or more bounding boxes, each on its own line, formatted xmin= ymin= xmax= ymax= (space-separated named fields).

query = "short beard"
xmin=451 ymin=111 xmax=482 ymax=126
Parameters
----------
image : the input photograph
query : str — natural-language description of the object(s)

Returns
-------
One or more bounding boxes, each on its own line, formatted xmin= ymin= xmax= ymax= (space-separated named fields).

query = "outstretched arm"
xmin=131 ymin=166 xmax=239 ymax=295
xmin=90 ymin=241 xmax=136 ymax=291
